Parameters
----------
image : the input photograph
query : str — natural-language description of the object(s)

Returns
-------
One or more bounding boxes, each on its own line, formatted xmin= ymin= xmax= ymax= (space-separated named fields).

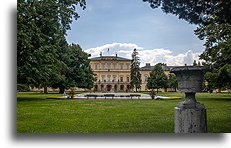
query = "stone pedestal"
xmin=174 ymin=105 xmax=207 ymax=133
xmin=170 ymin=66 xmax=209 ymax=133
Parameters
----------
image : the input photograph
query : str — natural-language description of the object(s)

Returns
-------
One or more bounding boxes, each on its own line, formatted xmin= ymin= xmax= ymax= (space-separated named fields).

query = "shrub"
xmin=148 ymin=89 xmax=156 ymax=99
xmin=68 ymin=87 xmax=76 ymax=99
xmin=17 ymin=83 xmax=30 ymax=92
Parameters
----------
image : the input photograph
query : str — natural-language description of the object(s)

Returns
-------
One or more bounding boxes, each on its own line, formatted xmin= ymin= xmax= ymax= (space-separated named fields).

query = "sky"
xmin=66 ymin=0 xmax=205 ymax=66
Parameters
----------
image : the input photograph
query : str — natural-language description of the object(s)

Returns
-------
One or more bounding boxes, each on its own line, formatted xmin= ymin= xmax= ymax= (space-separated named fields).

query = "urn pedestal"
xmin=170 ymin=66 xmax=209 ymax=133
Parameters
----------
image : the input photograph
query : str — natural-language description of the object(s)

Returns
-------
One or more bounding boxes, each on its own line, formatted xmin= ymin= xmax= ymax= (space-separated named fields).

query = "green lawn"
xmin=17 ymin=92 xmax=231 ymax=133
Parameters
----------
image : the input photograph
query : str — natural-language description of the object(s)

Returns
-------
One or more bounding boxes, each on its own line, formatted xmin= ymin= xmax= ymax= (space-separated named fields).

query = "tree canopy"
xmin=130 ymin=49 xmax=142 ymax=92
xmin=143 ymin=0 xmax=231 ymax=25
xmin=147 ymin=63 xmax=168 ymax=92
xmin=144 ymin=0 xmax=231 ymax=90
xmin=17 ymin=0 xmax=96 ymax=93
xmin=167 ymin=73 xmax=177 ymax=91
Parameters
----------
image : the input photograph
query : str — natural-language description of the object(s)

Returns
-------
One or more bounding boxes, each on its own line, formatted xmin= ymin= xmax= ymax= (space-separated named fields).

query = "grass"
xmin=17 ymin=92 xmax=231 ymax=133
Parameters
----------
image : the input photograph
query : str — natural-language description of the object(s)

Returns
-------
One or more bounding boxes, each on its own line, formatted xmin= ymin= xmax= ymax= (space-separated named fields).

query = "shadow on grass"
xmin=17 ymin=97 xmax=46 ymax=101
xmin=198 ymin=98 xmax=231 ymax=102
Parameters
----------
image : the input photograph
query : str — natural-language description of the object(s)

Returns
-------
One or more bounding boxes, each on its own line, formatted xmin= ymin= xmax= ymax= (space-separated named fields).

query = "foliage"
xmin=51 ymin=44 xmax=95 ymax=92
xmin=195 ymin=19 xmax=231 ymax=89
xmin=143 ymin=0 xmax=231 ymax=90
xmin=148 ymin=89 xmax=156 ymax=99
xmin=67 ymin=87 xmax=76 ymax=99
xmin=17 ymin=0 xmax=86 ymax=91
xmin=143 ymin=0 xmax=231 ymax=25
xmin=130 ymin=49 xmax=142 ymax=92
xmin=147 ymin=63 xmax=168 ymax=93
xmin=167 ymin=73 xmax=177 ymax=91
xmin=66 ymin=44 xmax=95 ymax=89
xmin=17 ymin=83 xmax=30 ymax=92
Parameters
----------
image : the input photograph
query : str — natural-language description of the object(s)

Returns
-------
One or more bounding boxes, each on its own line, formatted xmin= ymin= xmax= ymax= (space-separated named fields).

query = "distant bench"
xmin=104 ymin=94 xmax=115 ymax=99
xmin=84 ymin=94 xmax=141 ymax=100
xmin=130 ymin=94 xmax=141 ymax=99
xmin=85 ymin=94 xmax=97 ymax=99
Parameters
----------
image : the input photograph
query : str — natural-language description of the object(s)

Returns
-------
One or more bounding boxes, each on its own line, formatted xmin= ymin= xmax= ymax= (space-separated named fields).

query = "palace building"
xmin=90 ymin=54 xmax=131 ymax=92
xmin=90 ymin=54 xmax=174 ymax=92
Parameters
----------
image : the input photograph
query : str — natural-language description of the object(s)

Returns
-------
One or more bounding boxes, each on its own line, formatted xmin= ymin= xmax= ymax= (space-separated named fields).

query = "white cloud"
xmin=85 ymin=42 xmax=144 ymax=57
xmin=85 ymin=43 xmax=203 ymax=66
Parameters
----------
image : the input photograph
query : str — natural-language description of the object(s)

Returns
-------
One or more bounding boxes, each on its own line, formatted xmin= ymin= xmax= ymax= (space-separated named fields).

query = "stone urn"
xmin=170 ymin=66 xmax=209 ymax=133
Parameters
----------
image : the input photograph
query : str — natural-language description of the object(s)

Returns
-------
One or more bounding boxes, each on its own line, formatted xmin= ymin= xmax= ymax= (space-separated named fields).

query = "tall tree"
xmin=130 ymin=49 xmax=142 ymax=92
xmin=17 ymin=0 xmax=86 ymax=92
xmin=147 ymin=63 xmax=168 ymax=93
xmin=66 ymin=44 xmax=95 ymax=89
xmin=51 ymin=44 xmax=95 ymax=93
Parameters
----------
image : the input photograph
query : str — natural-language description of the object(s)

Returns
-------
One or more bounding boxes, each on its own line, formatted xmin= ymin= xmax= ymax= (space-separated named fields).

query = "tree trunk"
xmin=157 ymin=88 xmax=159 ymax=93
xmin=44 ymin=85 xmax=48 ymax=94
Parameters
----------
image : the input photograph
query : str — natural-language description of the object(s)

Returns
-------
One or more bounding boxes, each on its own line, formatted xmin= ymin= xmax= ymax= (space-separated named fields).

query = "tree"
xmin=143 ymin=0 xmax=231 ymax=90
xmin=130 ymin=49 xmax=142 ymax=92
xmin=17 ymin=0 xmax=86 ymax=93
xmin=51 ymin=44 xmax=95 ymax=93
xmin=167 ymin=73 xmax=177 ymax=92
xmin=195 ymin=18 xmax=231 ymax=89
xmin=143 ymin=0 xmax=231 ymax=25
xmin=66 ymin=44 xmax=95 ymax=89
xmin=147 ymin=63 xmax=168 ymax=93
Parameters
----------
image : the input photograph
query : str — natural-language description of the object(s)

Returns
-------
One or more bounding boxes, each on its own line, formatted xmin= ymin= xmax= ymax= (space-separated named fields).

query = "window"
xmin=120 ymin=85 xmax=124 ymax=91
xmin=113 ymin=63 xmax=117 ymax=69
xmin=107 ymin=75 xmax=111 ymax=82
xmin=107 ymin=63 xmax=111 ymax=69
xmin=101 ymin=75 xmax=105 ymax=82
xmin=126 ymin=76 xmax=129 ymax=82
xmin=120 ymin=76 xmax=123 ymax=82
xmin=101 ymin=63 xmax=105 ymax=69
xmin=144 ymin=75 xmax=148 ymax=82
xmin=120 ymin=64 xmax=123 ymax=70
xmin=95 ymin=64 xmax=98 ymax=70
xmin=126 ymin=64 xmax=130 ymax=69
xmin=113 ymin=75 xmax=117 ymax=82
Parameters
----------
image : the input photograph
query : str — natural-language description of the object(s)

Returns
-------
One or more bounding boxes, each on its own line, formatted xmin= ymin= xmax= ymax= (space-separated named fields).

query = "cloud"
xmin=85 ymin=43 xmax=203 ymax=66
xmin=85 ymin=42 xmax=144 ymax=57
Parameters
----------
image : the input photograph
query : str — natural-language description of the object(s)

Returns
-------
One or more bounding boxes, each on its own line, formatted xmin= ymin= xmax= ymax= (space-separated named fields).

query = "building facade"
xmin=90 ymin=54 xmax=131 ymax=92
xmin=90 ymin=54 xmax=174 ymax=92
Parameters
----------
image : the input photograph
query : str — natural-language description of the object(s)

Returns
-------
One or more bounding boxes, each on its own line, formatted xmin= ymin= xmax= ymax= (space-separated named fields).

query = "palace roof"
xmin=90 ymin=56 xmax=131 ymax=61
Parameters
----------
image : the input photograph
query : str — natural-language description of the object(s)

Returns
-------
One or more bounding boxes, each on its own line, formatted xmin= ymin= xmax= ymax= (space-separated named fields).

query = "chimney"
xmin=146 ymin=63 xmax=150 ymax=67
xmin=116 ymin=54 xmax=117 ymax=57
xmin=100 ymin=52 xmax=102 ymax=57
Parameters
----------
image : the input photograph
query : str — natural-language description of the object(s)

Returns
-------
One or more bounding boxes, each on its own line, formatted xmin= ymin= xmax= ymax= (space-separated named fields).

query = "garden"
xmin=17 ymin=92 xmax=231 ymax=133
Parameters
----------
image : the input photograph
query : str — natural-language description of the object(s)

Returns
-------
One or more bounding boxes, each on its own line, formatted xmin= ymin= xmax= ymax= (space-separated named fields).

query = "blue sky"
xmin=66 ymin=0 xmax=205 ymax=66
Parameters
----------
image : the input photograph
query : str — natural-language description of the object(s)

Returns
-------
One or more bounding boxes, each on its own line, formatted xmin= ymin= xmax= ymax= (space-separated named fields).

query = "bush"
xmin=148 ymin=89 xmax=156 ymax=99
xmin=67 ymin=87 xmax=76 ymax=99
xmin=17 ymin=83 xmax=30 ymax=92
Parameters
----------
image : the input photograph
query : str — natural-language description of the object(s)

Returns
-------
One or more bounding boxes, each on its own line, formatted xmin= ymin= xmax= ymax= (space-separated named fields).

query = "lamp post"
xmin=170 ymin=66 xmax=209 ymax=133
